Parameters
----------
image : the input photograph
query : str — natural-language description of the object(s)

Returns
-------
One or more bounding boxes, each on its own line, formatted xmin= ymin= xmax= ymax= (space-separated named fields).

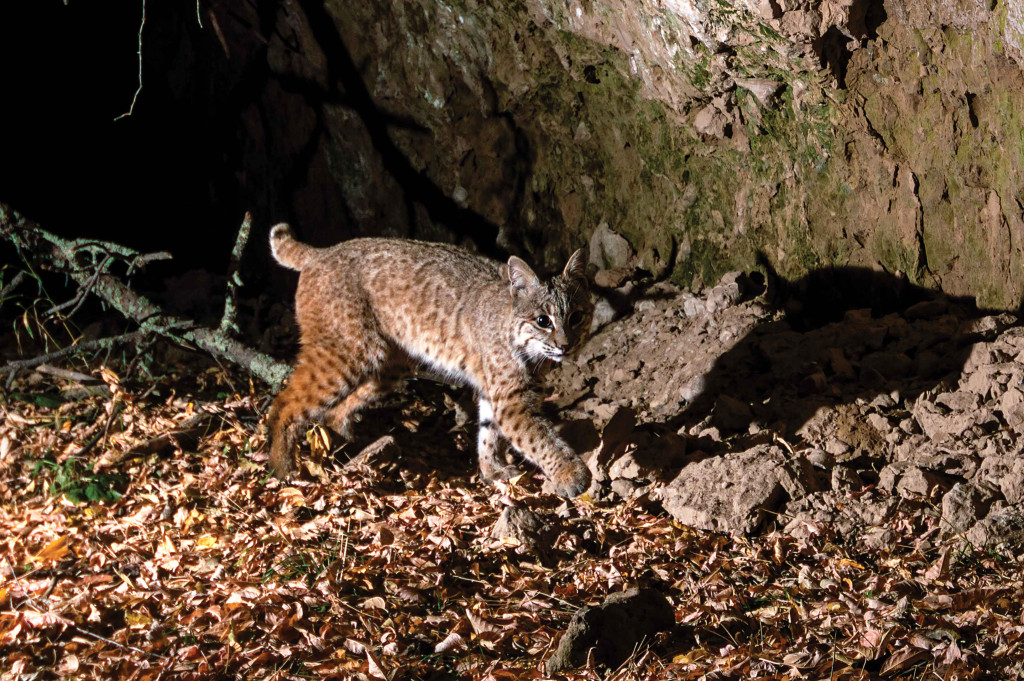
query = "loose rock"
xmin=490 ymin=505 xmax=549 ymax=553
xmin=545 ymin=588 xmax=675 ymax=674
xmin=941 ymin=483 xmax=995 ymax=535
xmin=549 ymin=267 xmax=1023 ymax=540
xmin=588 ymin=223 xmax=633 ymax=271
xmin=657 ymin=445 xmax=813 ymax=535
xmin=965 ymin=511 xmax=1024 ymax=550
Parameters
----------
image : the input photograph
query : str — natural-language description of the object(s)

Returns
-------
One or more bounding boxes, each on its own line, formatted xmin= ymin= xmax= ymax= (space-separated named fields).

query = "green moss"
xmin=672 ymin=237 xmax=724 ymax=288
xmin=489 ymin=2 xmax=903 ymax=292
xmin=691 ymin=54 xmax=712 ymax=89
xmin=746 ymin=85 xmax=836 ymax=177
xmin=876 ymin=234 xmax=922 ymax=282
xmin=757 ymin=23 xmax=784 ymax=41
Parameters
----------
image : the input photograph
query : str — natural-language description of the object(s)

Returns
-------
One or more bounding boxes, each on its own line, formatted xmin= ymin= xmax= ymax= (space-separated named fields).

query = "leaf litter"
xmin=1 ymin=338 xmax=1023 ymax=680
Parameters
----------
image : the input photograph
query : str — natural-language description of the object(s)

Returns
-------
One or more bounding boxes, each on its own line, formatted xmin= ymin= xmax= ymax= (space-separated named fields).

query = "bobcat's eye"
xmin=535 ymin=315 xmax=553 ymax=329
xmin=568 ymin=311 xmax=584 ymax=327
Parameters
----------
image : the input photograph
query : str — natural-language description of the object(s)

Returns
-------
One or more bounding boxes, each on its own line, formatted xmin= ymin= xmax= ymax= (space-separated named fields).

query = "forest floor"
xmin=2 ymin=269 xmax=1024 ymax=680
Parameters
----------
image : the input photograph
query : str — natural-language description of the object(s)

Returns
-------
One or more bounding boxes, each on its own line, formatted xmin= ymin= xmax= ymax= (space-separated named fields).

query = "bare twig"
xmin=115 ymin=0 xmax=147 ymax=121
xmin=32 ymin=362 xmax=112 ymax=400
xmin=70 ymin=624 xmax=163 ymax=659
xmin=44 ymin=295 xmax=84 ymax=318
xmin=220 ymin=212 xmax=252 ymax=336
xmin=0 ymin=270 xmax=28 ymax=304
xmin=34 ymin=364 xmax=103 ymax=385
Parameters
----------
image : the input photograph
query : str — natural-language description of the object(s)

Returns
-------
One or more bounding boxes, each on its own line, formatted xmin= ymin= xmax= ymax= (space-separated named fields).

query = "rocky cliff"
xmin=224 ymin=0 xmax=1024 ymax=306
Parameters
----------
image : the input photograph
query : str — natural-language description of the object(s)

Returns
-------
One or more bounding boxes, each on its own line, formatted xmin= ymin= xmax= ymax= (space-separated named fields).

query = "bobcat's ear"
xmin=562 ymin=248 xmax=587 ymax=281
xmin=507 ymin=256 xmax=542 ymax=292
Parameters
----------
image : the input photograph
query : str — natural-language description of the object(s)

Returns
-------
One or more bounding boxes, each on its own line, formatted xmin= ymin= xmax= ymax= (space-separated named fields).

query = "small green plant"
xmin=33 ymin=455 xmax=126 ymax=504
xmin=266 ymin=543 xmax=341 ymax=585
xmin=10 ymin=391 xmax=65 ymax=409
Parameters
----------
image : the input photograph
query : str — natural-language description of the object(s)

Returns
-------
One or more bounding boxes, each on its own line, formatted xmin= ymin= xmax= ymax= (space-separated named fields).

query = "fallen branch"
xmin=35 ymin=364 xmax=107 ymax=386
xmin=0 ymin=204 xmax=292 ymax=389
xmin=2 ymin=331 xmax=148 ymax=376
xmin=93 ymin=411 xmax=216 ymax=472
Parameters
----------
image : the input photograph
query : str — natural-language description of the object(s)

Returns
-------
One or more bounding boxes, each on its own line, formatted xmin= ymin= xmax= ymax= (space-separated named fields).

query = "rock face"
xmin=182 ymin=0 xmax=1024 ymax=307
xmin=545 ymin=588 xmax=675 ymax=674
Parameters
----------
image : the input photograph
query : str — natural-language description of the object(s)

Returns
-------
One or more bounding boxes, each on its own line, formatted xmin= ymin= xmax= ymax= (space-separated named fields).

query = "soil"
xmin=550 ymin=265 xmax=1024 ymax=546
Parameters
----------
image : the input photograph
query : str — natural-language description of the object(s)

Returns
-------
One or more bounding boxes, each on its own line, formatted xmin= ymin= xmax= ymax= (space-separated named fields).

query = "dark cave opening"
xmin=0 ymin=2 xmax=248 ymax=271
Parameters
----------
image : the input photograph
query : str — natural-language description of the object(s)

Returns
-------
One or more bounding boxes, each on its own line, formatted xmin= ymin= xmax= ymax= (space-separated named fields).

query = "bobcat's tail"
xmin=269 ymin=223 xmax=315 ymax=271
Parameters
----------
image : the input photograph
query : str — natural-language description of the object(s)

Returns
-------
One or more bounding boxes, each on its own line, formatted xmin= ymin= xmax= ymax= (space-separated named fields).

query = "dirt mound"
xmin=553 ymin=269 xmax=1024 ymax=544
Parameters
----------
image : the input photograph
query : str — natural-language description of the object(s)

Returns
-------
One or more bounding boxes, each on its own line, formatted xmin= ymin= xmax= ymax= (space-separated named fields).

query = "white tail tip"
xmin=270 ymin=223 xmax=292 ymax=240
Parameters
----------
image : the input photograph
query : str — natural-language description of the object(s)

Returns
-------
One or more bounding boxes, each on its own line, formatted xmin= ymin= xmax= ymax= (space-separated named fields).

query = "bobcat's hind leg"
xmin=323 ymin=378 xmax=387 ymax=441
xmin=268 ymin=360 xmax=333 ymax=478
xmin=267 ymin=340 xmax=384 ymax=478
xmin=324 ymin=355 xmax=411 ymax=441
xmin=476 ymin=397 xmax=524 ymax=483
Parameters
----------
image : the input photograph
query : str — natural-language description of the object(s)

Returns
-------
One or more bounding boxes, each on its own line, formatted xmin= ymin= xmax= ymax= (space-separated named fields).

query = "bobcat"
xmin=266 ymin=225 xmax=594 ymax=498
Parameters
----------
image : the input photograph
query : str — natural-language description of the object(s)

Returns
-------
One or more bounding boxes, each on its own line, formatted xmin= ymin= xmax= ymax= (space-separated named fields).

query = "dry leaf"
xmin=923 ymin=548 xmax=950 ymax=581
xmin=18 ymin=610 xmax=73 ymax=629
xmin=435 ymin=631 xmax=465 ymax=654
xmin=2 ymin=343 xmax=1021 ymax=681
xmin=466 ymin=608 xmax=502 ymax=636
xmin=881 ymin=646 xmax=931 ymax=674
xmin=366 ymin=649 xmax=389 ymax=680
xmin=344 ymin=639 xmax=367 ymax=655
xmin=33 ymin=536 xmax=70 ymax=564
xmin=196 ymin=535 xmax=218 ymax=549
xmin=278 ymin=487 xmax=305 ymax=508
xmin=56 ymin=654 xmax=80 ymax=674
xmin=361 ymin=596 xmax=387 ymax=611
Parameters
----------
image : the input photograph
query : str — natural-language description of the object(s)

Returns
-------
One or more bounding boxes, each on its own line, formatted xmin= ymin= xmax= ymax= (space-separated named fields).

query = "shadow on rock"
xmin=545 ymin=588 xmax=675 ymax=674
xmin=670 ymin=259 xmax=1009 ymax=447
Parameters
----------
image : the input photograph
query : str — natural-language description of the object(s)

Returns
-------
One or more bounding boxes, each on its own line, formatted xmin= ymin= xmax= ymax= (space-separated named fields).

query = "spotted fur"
xmin=266 ymin=225 xmax=593 ymax=497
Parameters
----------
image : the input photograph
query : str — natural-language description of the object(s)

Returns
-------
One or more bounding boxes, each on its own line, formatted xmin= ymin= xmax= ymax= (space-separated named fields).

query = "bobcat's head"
xmin=507 ymin=249 xmax=593 ymax=366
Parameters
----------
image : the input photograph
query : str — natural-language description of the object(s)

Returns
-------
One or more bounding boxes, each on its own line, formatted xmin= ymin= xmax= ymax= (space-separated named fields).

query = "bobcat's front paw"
xmin=480 ymin=456 xmax=526 ymax=484
xmin=547 ymin=456 xmax=592 ymax=498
